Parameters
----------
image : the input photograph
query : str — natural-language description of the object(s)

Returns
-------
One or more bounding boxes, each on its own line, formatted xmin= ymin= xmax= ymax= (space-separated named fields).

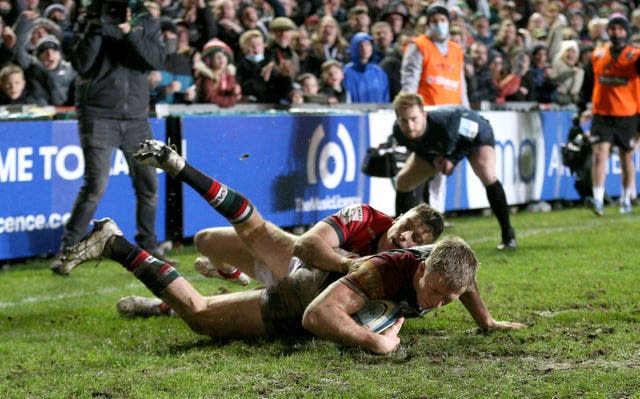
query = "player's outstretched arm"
xmin=302 ymin=281 xmax=404 ymax=355
xmin=459 ymin=280 xmax=526 ymax=332
xmin=294 ymin=222 xmax=355 ymax=273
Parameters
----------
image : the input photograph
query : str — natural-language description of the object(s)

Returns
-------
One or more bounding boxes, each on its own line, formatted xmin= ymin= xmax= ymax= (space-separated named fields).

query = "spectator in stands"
xmin=466 ymin=41 xmax=498 ymax=105
xmin=14 ymin=34 xmax=76 ymax=106
xmin=544 ymin=0 xmax=567 ymax=60
xmin=41 ymin=3 xmax=72 ymax=58
xmin=144 ymin=1 xmax=161 ymax=18
xmin=503 ymin=50 xmax=534 ymax=102
xmin=471 ymin=12 xmax=493 ymax=46
xmin=371 ymin=21 xmax=393 ymax=64
xmin=14 ymin=12 xmax=62 ymax=55
xmin=319 ymin=58 xmax=349 ymax=103
xmin=568 ymin=10 xmax=590 ymax=44
xmin=159 ymin=0 xmax=182 ymax=19
xmin=314 ymin=0 xmax=347 ymax=24
xmin=178 ymin=0 xmax=217 ymax=52
xmin=526 ymin=12 xmax=547 ymax=36
xmin=0 ymin=16 xmax=16 ymax=67
xmin=0 ymin=63 xmax=46 ymax=105
xmin=491 ymin=19 xmax=520 ymax=70
xmin=581 ymin=16 xmax=639 ymax=215
xmin=341 ymin=5 xmax=370 ymax=42
xmin=195 ymin=38 xmax=241 ymax=107
xmin=296 ymin=72 xmax=329 ymax=103
xmin=260 ymin=16 xmax=299 ymax=103
xmin=308 ymin=15 xmax=350 ymax=76
xmin=149 ymin=17 xmax=195 ymax=105
xmin=212 ymin=0 xmax=244 ymax=56
xmin=527 ymin=44 xmax=557 ymax=103
xmin=497 ymin=1 xmax=522 ymax=28
xmin=587 ymin=17 xmax=609 ymax=47
xmin=0 ymin=0 xmax=19 ymax=27
xmin=52 ymin=0 xmax=169 ymax=270
xmin=292 ymin=25 xmax=314 ymax=74
xmin=235 ymin=29 xmax=271 ymax=102
xmin=551 ymin=39 xmax=583 ymax=106
xmin=379 ymin=1 xmax=409 ymax=39
xmin=343 ymin=32 xmax=389 ymax=103
xmin=378 ymin=27 xmax=409 ymax=100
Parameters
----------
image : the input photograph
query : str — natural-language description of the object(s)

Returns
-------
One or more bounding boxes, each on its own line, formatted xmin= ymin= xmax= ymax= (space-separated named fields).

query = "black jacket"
xmin=72 ymin=12 xmax=165 ymax=119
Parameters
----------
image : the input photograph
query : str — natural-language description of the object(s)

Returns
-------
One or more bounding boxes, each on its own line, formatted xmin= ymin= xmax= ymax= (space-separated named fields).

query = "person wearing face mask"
xmin=235 ymin=28 xmax=271 ymax=102
xmin=580 ymin=15 xmax=640 ymax=216
xmin=397 ymin=3 xmax=469 ymax=227
xmin=391 ymin=92 xmax=517 ymax=250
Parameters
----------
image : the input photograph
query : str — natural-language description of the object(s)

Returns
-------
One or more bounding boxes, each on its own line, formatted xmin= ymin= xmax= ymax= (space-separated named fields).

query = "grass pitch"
xmin=1 ymin=204 xmax=640 ymax=398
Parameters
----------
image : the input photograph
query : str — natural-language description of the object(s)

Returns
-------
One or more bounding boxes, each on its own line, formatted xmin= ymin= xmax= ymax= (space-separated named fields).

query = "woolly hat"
xmin=35 ymin=34 xmax=61 ymax=55
xmin=159 ymin=16 xmax=177 ymax=34
xmin=43 ymin=3 xmax=68 ymax=20
xmin=607 ymin=14 xmax=630 ymax=36
xmin=425 ymin=3 xmax=450 ymax=22
xmin=202 ymin=38 xmax=234 ymax=63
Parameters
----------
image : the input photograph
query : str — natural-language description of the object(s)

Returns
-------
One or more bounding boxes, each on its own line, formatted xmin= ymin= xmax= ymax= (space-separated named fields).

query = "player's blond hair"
xmin=424 ymin=236 xmax=478 ymax=291
xmin=392 ymin=92 xmax=424 ymax=114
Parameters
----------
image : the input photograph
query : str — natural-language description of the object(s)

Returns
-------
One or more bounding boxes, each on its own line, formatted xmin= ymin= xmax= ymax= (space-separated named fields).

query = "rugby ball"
xmin=352 ymin=300 xmax=401 ymax=333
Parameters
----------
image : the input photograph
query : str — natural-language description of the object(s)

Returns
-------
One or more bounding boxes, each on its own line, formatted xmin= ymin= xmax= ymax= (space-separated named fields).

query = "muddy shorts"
xmin=260 ymin=259 xmax=340 ymax=337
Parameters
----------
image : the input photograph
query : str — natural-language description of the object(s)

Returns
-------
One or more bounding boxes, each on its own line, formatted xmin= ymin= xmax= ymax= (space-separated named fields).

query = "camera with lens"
xmin=86 ymin=0 xmax=128 ymax=23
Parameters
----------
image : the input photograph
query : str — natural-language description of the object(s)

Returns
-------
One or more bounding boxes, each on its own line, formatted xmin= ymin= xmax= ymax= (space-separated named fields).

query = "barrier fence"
xmin=1 ymin=109 xmax=637 ymax=260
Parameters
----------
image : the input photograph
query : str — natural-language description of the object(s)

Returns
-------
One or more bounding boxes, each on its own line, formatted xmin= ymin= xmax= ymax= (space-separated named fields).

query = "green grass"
xmin=2 ymin=205 xmax=640 ymax=398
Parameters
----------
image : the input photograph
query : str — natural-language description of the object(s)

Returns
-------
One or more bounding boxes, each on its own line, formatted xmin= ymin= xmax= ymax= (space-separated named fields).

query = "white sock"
xmin=621 ymin=188 xmax=631 ymax=206
xmin=592 ymin=186 xmax=605 ymax=204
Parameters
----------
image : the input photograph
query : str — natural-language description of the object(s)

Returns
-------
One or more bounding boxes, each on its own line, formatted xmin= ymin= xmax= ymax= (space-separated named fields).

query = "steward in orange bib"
xmin=580 ymin=15 xmax=640 ymax=215
xmin=400 ymin=4 xmax=468 ymax=107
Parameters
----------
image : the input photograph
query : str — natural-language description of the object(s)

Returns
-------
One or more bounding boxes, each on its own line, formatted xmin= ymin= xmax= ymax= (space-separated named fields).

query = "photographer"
xmin=52 ymin=0 xmax=171 ymax=270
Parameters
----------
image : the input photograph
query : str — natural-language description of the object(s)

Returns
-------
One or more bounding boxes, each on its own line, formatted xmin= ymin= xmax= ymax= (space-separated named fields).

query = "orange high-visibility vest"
xmin=413 ymin=35 xmax=464 ymax=105
xmin=591 ymin=44 xmax=640 ymax=116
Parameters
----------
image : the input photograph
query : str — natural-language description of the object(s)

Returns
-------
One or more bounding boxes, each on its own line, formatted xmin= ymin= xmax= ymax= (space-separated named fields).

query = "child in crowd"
xmin=319 ymin=59 xmax=350 ymax=104
xmin=195 ymin=38 xmax=241 ymax=107
xmin=296 ymin=72 xmax=329 ymax=104
xmin=0 ymin=63 xmax=46 ymax=105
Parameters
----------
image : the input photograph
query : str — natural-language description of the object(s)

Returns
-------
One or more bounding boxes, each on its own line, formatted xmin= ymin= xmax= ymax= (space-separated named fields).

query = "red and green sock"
xmin=177 ymin=164 xmax=254 ymax=224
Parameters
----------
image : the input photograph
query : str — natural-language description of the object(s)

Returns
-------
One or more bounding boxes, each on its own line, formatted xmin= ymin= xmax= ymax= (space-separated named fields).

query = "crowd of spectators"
xmin=0 ymin=0 xmax=636 ymax=108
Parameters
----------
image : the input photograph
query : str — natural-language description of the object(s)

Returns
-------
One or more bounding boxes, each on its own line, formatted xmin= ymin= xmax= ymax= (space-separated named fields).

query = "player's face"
xmin=396 ymin=105 xmax=427 ymax=140
xmin=415 ymin=266 xmax=465 ymax=311
xmin=379 ymin=210 xmax=435 ymax=251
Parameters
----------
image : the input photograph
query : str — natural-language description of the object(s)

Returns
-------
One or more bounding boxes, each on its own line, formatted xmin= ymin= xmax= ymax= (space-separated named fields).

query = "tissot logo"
xmin=306 ymin=123 xmax=356 ymax=189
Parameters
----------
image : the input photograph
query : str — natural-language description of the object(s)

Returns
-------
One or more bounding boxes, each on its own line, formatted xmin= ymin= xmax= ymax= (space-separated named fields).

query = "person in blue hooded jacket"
xmin=342 ymin=32 xmax=390 ymax=103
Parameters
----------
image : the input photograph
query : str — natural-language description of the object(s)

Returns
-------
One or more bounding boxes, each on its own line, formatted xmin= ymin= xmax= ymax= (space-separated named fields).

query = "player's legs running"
xmin=589 ymin=141 xmax=610 ymax=216
xmin=619 ymin=147 xmax=634 ymax=214
xmin=60 ymin=218 xmax=268 ymax=337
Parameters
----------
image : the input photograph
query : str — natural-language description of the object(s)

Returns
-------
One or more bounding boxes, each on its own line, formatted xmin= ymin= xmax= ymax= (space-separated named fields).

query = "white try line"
xmin=0 ymin=282 xmax=143 ymax=309
xmin=466 ymin=213 xmax=639 ymax=245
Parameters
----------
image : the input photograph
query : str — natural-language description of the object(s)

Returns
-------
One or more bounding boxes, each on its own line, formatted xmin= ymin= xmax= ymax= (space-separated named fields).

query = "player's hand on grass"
xmin=484 ymin=320 xmax=526 ymax=332
xmin=373 ymin=317 xmax=405 ymax=355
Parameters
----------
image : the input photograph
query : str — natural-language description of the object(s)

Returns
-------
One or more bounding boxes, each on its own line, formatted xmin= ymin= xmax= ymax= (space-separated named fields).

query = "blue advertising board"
xmin=0 ymin=119 xmax=166 ymax=260
xmin=180 ymin=113 xmax=369 ymax=236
